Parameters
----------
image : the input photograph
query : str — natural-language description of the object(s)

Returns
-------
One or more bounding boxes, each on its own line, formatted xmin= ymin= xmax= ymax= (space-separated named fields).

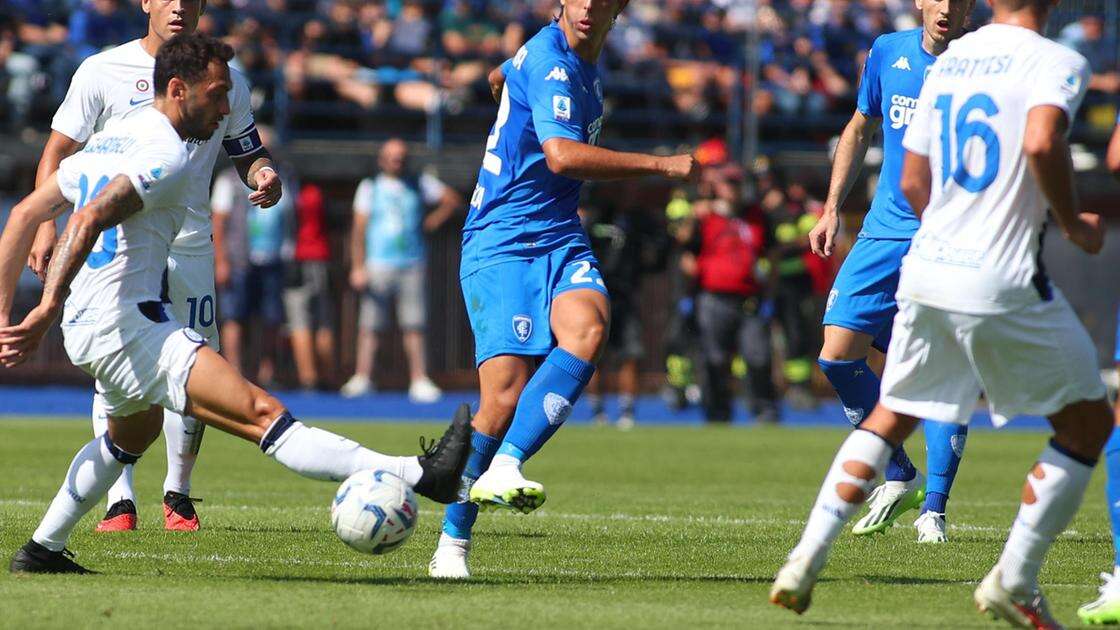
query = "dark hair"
xmin=154 ymin=33 xmax=234 ymax=96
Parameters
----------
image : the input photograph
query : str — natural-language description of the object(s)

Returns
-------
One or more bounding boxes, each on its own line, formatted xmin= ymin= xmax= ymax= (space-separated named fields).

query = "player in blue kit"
xmin=427 ymin=0 xmax=698 ymax=579
xmin=1080 ymin=116 xmax=1120 ymax=625
xmin=807 ymin=0 xmax=973 ymax=543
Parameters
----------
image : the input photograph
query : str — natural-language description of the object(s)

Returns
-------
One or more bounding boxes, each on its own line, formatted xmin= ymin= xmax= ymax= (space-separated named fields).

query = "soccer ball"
xmin=330 ymin=469 xmax=419 ymax=555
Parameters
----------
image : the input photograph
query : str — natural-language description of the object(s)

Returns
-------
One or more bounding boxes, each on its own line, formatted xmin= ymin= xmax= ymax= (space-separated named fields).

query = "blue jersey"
xmin=460 ymin=22 xmax=604 ymax=277
xmin=857 ymin=29 xmax=935 ymax=239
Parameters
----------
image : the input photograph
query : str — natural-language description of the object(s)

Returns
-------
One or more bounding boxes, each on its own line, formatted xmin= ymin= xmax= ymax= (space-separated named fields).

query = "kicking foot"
xmin=1079 ymin=568 xmax=1120 ymax=625
xmin=974 ymin=566 xmax=1063 ymax=629
xmin=770 ymin=551 xmax=824 ymax=615
xmin=163 ymin=491 xmax=201 ymax=531
xmin=428 ymin=533 xmax=471 ymax=579
xmin=94 ymin=499 xmax=137 ymax=532
xmin=413 ymin=403 xmax=473 ymax=504
xmin=469 ymin=460 xmax=545 ymax=514
xmin=9 ymin=540 xmax=93 ymax=574
xmin=914 ymin=511 xmax=948 ymax=544
xmin=852 ymin=472 xmax=925 ymax=535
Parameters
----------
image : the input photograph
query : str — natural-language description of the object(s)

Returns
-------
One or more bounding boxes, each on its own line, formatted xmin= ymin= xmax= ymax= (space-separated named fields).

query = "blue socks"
xmin=921 ymin=421 xmax=968 ymax=514
xmin=817 ymin=358 xmax=916 ymax=482
xmin=495 ymin=348 xmax=596 ymax=462
xmin=442 ymin=431 xmax=501 ymax=540
xmin=1106 ymin=426 xmax=1120 ymax=568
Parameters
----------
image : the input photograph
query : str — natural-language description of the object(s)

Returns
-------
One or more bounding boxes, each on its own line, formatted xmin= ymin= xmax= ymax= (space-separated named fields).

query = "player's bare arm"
xmin=423 ymin=186 xmax=463 ymax=233
xmin=812 ymin=111 xmax=882 ymax=257
xmin=488 ymin=66 xmax=505 ymax=104
xmin=1107 ymin=122 xmax=1120 ymax=178
xmin=27 ymin=132 xmax=84 ymax=279
xmin=541 ymin=138 xmax=698 ymax=181
xmin=349 ymin=210 xmax=369 ymax=290
xmin=234 ymin=149 xmax=282 ymax=208
xmin=1023 ymin=104 xmax=1103 ymax=254
xmin=0 ymin=174 xmax=71 ymax=323
xmin=0 ymin=175 xmax=143 ymax=366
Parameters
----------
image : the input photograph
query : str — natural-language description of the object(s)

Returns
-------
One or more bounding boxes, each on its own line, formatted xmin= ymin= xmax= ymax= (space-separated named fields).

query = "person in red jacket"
xmin=683 ymin=164 xmax=779 ymax=423
xmin=282 ymin=181 xmax=338 ymax=391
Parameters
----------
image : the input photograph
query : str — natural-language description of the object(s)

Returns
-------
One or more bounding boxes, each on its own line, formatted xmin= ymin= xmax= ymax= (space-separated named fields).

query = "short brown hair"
xmin=154 ymin=33 xmax=234 ymax=95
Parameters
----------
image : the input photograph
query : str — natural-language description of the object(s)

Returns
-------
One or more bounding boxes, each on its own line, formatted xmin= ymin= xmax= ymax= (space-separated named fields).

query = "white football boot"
xmin=770 ymin=550 xmax=826 ymax=615
xmin=852 ymin=471 xmax=925 ymax=535
xmin=469 ymin=457 xmax=546 ymax=514
xmin=914 ymin=511 xmax=948 ymax=543
xmin=974 ymin=566 xmax=1063 ymax=629
xmin=428 ymin=533 xmax=471 ymax=580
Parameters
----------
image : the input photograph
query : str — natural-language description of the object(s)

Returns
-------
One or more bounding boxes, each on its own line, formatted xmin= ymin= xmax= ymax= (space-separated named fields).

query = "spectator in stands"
xmin=764 ymin=176 xmax=820 ymax=409
xmin=686 ymin=163 xmax=779 ymax=424
xmin=283 ymin=179 xmax=338 ymax=391
xmin=67 ymin=0 xmax=141 ymax=62
xmin=212 ymin=128 xmax=294 ymax=387
xmin=582 ymin=200 xmax=668 ymax=430
xmin=9 ymin=0 xmax=70 ymax=105
xmin=1059 ymin=15 xmax=1120 ymax=97
xmin=0 ymin=13 xmax=38 ymax=129
xmin=341 ymin=138 xmax=461 ymax=402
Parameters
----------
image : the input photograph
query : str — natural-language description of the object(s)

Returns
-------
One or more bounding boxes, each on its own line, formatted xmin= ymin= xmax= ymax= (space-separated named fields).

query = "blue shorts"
xmin=822 ymin=237 xmax=911 ymax=352
xmin=221 ymin=262 xmax=286 ymax=326
xmin=461 ymin=245 xmax=609 ymax=366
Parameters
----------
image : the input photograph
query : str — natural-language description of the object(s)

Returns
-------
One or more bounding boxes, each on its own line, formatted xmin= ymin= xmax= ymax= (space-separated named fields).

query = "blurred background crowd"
xmin=0 ymin=0 xmax=1119 ymax=425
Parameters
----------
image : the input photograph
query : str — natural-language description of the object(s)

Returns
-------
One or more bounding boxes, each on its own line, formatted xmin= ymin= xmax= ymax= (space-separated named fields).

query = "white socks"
xmin=489 ymin=454 xmax=521 ymax=470
xmin=261 ymin=414 xmax=422 ymax=485
xmin=33 ymin=435 xmax=140 ymax=551
xmin=163 ymin=410 xmax=204 ymax=495
xmin=998 ymin=443 xmax=1094 ymax=594
xmin=92 ymin=392 xmax=136 ymax=506
xmin=791 ymin=429 xmax=893 ymax=562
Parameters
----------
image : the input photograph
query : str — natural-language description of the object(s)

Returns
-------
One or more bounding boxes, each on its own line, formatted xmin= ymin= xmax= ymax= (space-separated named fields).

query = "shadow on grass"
xmin=241 ymin=572 xmax=778 ymax=588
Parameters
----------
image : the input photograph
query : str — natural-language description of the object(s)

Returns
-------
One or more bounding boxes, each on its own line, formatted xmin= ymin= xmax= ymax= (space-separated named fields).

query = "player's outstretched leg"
xmin=1078 ymin=418 xmax=1120 ymax=625
xmin=977 ymin=400 xmax=1109 ymax=629
xmin=471 ymin=288 xmax=605 ymax=514
xmin=818 ymin=355 xmax=924 ymax=535
xmin=90 ymin=393 xmax=139 ymax=533
xmin=771 ymin=406 xmax=919 ymax=615
xmin=162 ymin=409 xmax=204 ymax=531
xmin=11 ymin=406 xmax=165 ymax=574
xmin=915 ymin=421 xmax=968 ymax=543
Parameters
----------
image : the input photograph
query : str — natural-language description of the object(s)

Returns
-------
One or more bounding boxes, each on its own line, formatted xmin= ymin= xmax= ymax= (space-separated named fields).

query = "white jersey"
xmin=52 ymin=39 xmax=259 ymax=256
xmin=899 ymin=24 xmax=1090 ymax=314
xmin=57 ymin=108 xmax=191 ymax=365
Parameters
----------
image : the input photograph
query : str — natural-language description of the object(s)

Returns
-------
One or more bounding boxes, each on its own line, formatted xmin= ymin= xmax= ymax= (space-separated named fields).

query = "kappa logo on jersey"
xmin=513 ymin=315 xmax=533 ymax=343
xmin=545 ymin=66 xmax=569 ymax=82
xmin=892 ymin=56 xmax=911 ymax=71
xmin=553 ymin=95 xmax=572 ymax=121
xmin=888 ymin=94 xmax=919 ymax=130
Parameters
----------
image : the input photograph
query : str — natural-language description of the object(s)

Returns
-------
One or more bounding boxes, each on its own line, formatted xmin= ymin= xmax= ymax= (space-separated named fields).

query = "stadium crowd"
xmin=0 ymin=1 xmax=1117 ymax=426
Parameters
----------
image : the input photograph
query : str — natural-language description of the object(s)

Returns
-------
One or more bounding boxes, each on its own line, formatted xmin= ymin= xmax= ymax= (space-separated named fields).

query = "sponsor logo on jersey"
xmin=545 ymin=66 xmax=569 ymax=82
xmin=892 ymin=56 xmax=911 ymax=71
xmin=513 ymin=315 xmax=533 ymax=342
xmin=553 ymin=95 xmax=571 ymax=121
xmin=543 ymin=392 xmax=572 ymax=426
xmin=888 ymin=94 xmax=919 ymax=130
xmin=129 ymin=96 xmax=153 ymax=107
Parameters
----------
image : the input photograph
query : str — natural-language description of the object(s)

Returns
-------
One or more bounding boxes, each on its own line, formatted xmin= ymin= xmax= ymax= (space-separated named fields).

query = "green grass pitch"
xmin=0 ymin=418 xmax=1111 ymax=628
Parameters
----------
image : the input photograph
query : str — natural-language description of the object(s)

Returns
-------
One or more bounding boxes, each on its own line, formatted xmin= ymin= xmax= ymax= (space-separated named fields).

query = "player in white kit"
xmin=0 ymin=34 xmax=471 ymax=574
xmin=26 ymin=0 xmax=281 ymax=532
xmin=770 ymin=1 xmax=1112 ymax=627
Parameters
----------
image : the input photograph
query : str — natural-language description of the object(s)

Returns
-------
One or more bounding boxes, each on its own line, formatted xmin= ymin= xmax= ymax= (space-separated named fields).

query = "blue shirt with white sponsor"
xmin=460 ymin=22 xmax=604 ymax=277
xmin=857 ymin=28 xmax=935 ymax=239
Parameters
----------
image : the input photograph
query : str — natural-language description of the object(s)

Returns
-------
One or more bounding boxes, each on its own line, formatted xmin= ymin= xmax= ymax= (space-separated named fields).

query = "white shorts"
xmin=880 ymin=293 xmax=1106 ymax=427
xmin=79 ymin=314 xmax=205 ymax=418
xmin=166 ymin=251 xmax=220 ymax=351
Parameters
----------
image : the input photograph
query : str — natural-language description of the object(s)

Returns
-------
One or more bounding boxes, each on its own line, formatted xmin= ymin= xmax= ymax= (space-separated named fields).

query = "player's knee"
xmin=251 ymin=391 xmax=286 ymax=428
xmin=484 ymin=386 xmax=521 ymax=420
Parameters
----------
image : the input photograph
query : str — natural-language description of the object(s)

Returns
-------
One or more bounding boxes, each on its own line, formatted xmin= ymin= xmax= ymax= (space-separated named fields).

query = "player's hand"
xmin=349 ymin=266 xmax=367 ymax=291
xmin=1064 ymin=212 xmax=1105 ymax=255
xmin=809 ymin=211 xmax=840 ymax=257
xmin=662 ymin=154 xmax=700 ymax=182
xmin=249 ymin=167 xmax=283 ymax=208
xmin=0 ymin=303 xmax=57 ymax=368
xmin=27 ymin=226 xmax=57 ymax=282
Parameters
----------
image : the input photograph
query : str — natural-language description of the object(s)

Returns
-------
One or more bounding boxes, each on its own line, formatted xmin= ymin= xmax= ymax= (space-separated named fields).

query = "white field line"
xmin=0 ymin=498 xmax=1080 ymax=536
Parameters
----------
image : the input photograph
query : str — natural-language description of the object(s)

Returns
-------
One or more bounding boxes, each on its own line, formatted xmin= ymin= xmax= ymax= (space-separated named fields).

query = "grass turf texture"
xmin=0 ymin=419 xmax=1111 ymax=629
